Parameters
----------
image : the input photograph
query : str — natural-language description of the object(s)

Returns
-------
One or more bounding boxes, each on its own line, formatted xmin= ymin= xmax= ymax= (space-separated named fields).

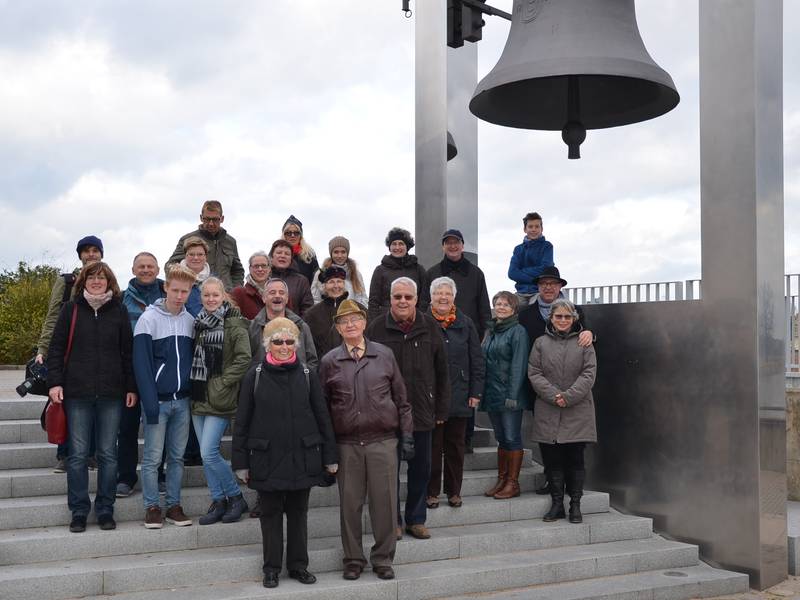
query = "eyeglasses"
xmin=250 ymin=264 xmax=270 ymax=270
xmin=270 ymin=338 xmax=296 ymax=346
xmin=186 ymin=252 xmax=207 ymax=258
xmin=539 ymin=281 xmax=560 ymax=288
xmin=284 ymin=230 xmax=301 ymax=237
xmin=392 ymin=294 xmax=415 ymax=301
xmin=552 ymin=314 xmax=574 ymax=321
xmin=201 ymin=216 xmax=221 ymax=223
xmin=336 ymin=316 xmax=365 ymax=326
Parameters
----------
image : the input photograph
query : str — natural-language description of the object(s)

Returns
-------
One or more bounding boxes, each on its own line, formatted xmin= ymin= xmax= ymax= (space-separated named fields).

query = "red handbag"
xmin=43 ymin=304 xmax=77 ymax=445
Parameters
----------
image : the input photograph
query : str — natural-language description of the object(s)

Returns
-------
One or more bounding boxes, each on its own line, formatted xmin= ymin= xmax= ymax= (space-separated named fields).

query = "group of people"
xmin=38 ymin=201 xmax=598 ymax=587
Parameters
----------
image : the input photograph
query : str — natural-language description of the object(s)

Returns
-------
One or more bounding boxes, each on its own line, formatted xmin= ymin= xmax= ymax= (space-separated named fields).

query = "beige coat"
xmin=528 ymin=327 xmax=597 ymax=444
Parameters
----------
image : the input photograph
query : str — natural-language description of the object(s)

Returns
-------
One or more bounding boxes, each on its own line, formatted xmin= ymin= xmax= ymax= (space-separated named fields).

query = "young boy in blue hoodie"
xmin=133 ymin=265 xmax=196 ymax=529
xmin=507 ymin=212 xmax=554 ymax=307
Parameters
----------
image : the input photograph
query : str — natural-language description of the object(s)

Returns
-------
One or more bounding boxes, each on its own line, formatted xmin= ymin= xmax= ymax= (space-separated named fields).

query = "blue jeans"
xmin=488 ymin=410 xmax=524 ymax=451
xmin=192 ymin=414 xmax=240 ymax=501
xmin=65 ymin=397 xmax=123 ymax=518
xmin=141 ymin=398 xmax=190 ymax=509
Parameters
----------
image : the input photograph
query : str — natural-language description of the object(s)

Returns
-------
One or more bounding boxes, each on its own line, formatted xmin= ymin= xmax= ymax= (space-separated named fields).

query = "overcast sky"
xmin=0 ymin=1 xmax=796 ymax=299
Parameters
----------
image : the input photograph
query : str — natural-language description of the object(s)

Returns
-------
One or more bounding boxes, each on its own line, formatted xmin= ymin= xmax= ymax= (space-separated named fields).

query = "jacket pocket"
xmin=155 ymin=363 xmax=165 ymax=382
xmin=246 ymin=437 xmax=270 ymax=478
xmin=301 ymin=432 xmax=323 ymax=476
xmin=246 ymin=437 xmax=270 ymax=451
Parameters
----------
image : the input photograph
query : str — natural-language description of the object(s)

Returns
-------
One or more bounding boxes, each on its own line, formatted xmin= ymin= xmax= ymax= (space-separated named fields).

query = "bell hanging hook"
xmin=401 ymin=0 xmax=413 ymax=18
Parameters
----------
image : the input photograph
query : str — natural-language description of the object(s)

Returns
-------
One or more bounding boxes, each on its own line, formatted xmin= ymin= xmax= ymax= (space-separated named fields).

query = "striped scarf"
xmin=190 ymin=303 xmax=228 ymax=382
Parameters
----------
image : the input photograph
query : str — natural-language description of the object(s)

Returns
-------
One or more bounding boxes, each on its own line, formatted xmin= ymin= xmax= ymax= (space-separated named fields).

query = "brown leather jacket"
xmin=319 ymin=338 xmax=413 ymax=445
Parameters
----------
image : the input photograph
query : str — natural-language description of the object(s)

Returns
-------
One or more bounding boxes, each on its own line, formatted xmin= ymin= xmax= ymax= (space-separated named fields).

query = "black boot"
xmin=535 ymin=467 xmax=550 ymax=495
xmin=199 ymin=499 xmax=228 ymax=525
xmin=567 ymin=469 xmax=585 ymax=523
xmin=542 ymin=471 xmax=565 ymax=522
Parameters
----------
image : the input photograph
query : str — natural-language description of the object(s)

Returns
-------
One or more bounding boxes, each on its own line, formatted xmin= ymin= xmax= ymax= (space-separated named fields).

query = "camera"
xmin=16 ymin=358 xmax=49 ymax=397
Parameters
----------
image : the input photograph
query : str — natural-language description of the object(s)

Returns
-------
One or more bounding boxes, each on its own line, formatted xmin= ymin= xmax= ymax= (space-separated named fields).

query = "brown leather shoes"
xmin=373 ymin=565 xmax=395 ymax=580
xmin=396 ymin=526 xmax=403 ymax=540
xmin=343 ymin=564 xmax=362 ymax=580
xmin=405 ymin=524 xmax=431 ymax=539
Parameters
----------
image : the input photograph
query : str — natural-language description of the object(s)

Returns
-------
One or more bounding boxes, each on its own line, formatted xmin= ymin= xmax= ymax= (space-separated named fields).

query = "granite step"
xmin=0 ymin=416 xmax=498 ymax=447
xmin=0 ymin=446 xmax=524 ymax=498
xmin=0 ymin=508 xmax=648 ymax=567
xmin=0 ymin=470 xmax=568 ymax=531
xmin=440 ymin=562 xmax=749 ymax=600
xmin=0 ymin=533 xmax=696 ymax=600
xmin=0 ymin=397 xmax=48 ymax=421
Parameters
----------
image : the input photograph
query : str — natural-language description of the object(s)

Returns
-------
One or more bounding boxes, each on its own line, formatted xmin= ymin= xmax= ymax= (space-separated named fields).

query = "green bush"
xmin=0 ymin=262 xmax=60 ymax=364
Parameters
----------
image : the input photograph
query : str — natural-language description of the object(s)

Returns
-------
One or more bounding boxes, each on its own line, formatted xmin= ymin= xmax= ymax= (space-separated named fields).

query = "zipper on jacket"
xmin=173 ymin=316 xmax=181 ymax=400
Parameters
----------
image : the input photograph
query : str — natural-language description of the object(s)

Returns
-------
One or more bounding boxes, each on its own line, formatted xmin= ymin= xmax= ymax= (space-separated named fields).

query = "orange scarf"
xmin=431 ymin=305 xmax=457 ymax=329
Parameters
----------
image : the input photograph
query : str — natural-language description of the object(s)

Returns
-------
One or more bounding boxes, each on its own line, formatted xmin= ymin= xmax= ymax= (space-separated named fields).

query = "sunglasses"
xmin=284 ymin=230 xmax=301 ymax=237
xmin=552 ymin=314 xmax=574 ymax=321
xmin=270 ymin=339 xmax=296 ymax=346
xmin=392 ymin=294 xmax=416 ymax=301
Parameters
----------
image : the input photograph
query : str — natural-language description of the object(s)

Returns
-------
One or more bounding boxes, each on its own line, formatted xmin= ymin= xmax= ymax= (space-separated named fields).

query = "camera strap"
xmin=64 ymin=304 xmax=78 ymax=366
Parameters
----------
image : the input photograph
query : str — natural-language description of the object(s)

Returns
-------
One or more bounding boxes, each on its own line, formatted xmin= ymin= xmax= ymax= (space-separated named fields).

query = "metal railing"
xmin=564 ymin=274 xmax=800 ymax=373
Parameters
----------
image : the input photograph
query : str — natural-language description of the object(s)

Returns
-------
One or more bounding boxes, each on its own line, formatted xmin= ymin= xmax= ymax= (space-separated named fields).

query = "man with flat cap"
xmin=319 ymin=299 xmax=413 ymax=582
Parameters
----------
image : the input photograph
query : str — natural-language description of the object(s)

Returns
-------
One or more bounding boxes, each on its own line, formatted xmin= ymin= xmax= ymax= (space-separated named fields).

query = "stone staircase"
xmin=0 ymin=370 xmax=748 ymax=600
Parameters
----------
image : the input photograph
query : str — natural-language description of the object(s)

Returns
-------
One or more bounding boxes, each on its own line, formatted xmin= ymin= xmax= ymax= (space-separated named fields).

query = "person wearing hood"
xmin=305 ymin=265 xmax=368 ymax=357
xmin=269 ymin=239 xmax=313 ymax=317
xmin=310 ymin=236 xmax=368 ymax=307
xmin=47 ymin=262 xmax=137 ymax=533
xmin=168 ymin=200 xmax=244 ymax=291
xmin=190 ymin=277 xmax=252 ymax=525
xmin=368 ymin=227 xmax=429 ymax=320
xmin=528 ymin=298 xmax=597 ymax=524
xmin=507 ymin=212 xmax=554 ymax=307
xmin=117 ymin=252 xmax=166 ymax=498
xmin=230 ymin=251 xmax=271 ymax=319
xmin=281 ymin=215 xmax=319 ymax=285
xmin=133 ymin=265 xmax=197 ymax=530
xmin=479 ymin=291 xmax=531 ymax=501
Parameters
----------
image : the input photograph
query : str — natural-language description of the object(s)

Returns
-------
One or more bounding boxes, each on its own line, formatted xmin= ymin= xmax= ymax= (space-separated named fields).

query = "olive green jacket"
xmin=37 ymin=270 xmax=79 ymax=358
xmin=191 ymin=311 xmax=252 ymax=417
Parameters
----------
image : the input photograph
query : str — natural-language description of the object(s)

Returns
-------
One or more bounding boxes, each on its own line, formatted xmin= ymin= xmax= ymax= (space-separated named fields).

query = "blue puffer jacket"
xmin=507 ymin=236 xmax=554 ymax=294
xmin=123 ymin=278 xmax=165 ymax=329
xmin=133 ymin=299 xmax=195 ymax=424
xmin=479 ymin=316 xmax=531 ymax=412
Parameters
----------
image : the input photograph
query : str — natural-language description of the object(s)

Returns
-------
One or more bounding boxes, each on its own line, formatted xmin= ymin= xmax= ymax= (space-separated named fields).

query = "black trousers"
xmin=259 ymin=488 xmax=311 ymax=575
xmin=538 ymin=442 xmax=586 ymax=473
xmin=116 ymin=401 xmax=141 ymax=487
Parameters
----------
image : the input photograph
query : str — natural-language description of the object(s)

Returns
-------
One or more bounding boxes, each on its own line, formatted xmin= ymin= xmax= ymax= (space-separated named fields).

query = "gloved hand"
xmin=401 ymin=435 xmax=415 ymax=461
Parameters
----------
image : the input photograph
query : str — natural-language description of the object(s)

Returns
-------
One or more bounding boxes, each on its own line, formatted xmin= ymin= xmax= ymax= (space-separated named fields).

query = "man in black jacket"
xmin=366 ymin=277 xmax=450 ymax=541
xmin=426 ymin=229 xmax=491 ymax=453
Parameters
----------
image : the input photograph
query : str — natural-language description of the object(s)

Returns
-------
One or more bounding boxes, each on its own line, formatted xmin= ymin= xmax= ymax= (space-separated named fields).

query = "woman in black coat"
xmin=367 ymin=227 xmax=429 ymax=319
xmin=232 ymin=317 xmax=337 ymax=589
xmin=47 ymin=262 xmax=137 ymax=534
xmin=426 ymin=277 xmax=485 ymax=509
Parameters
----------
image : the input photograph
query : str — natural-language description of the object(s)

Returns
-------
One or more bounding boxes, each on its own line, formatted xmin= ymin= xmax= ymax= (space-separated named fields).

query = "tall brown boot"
xmin=484 ymin=449 xmax=508 ymax=496
xmin=494 ymin=450 xmax=523 ymax=499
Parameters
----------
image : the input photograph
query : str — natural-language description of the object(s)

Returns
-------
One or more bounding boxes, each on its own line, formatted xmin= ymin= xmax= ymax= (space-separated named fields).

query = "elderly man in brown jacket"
xmin=365 ymin=276 xmax=451 ymax=541
xmin=319 ymin=300 xmax=414 ymax=582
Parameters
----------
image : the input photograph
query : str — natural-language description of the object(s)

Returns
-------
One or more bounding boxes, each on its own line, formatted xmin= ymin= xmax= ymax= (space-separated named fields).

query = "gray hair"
xmin=390 ymin=276 xmax=418 ymax=296
xmin=430 ymin=276 xmax=457 ymax=298
xmin=262 ymin=278 xmax=289 ymax=297
xmin=248 ymin=250 xmax=270 ymax=267
xmin=550 ymin=298 xmax=579 ymax=320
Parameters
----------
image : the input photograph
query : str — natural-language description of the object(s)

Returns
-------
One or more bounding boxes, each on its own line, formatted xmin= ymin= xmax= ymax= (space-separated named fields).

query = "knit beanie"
xmin=328 ymin=236 xmax=350 ymax=255
xmin=385 ymin=227 xmax=415 ymax=250
xmin=319 ymin=265 xmax=347 ymax=283
xmin=76 ymin=235 xmax=104 ymax=258
xmin=282 ymin=215 xmax=303 ymax=233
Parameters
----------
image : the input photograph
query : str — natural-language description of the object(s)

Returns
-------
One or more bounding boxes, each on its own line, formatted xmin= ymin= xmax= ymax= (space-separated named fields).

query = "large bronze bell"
xmin=469 ymin=0 xmax=679 ymax=158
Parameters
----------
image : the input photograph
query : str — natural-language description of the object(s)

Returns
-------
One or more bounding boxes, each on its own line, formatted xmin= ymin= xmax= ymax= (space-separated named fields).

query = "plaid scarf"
xmin=191 ymin=303 xmax=228 ymax=382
